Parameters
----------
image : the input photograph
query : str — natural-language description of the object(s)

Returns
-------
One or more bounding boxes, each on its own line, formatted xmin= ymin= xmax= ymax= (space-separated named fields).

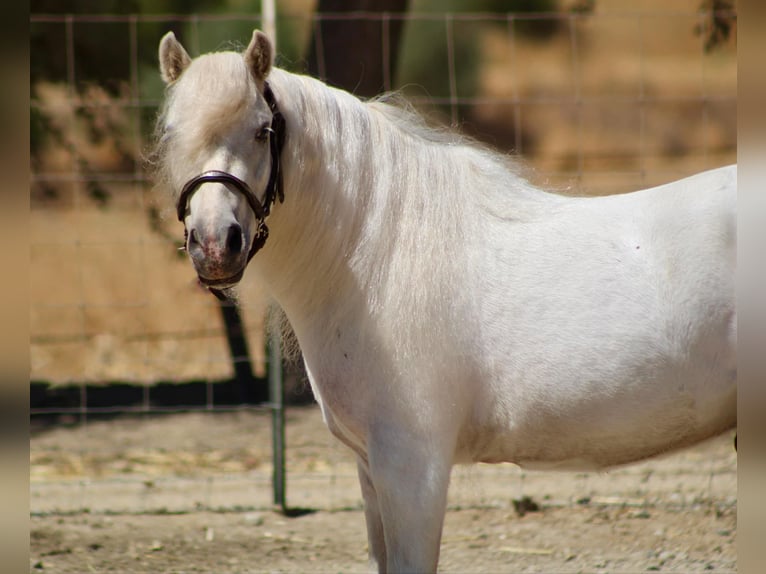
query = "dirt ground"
xmin=30 ymin=406 xmax=736 ymax=573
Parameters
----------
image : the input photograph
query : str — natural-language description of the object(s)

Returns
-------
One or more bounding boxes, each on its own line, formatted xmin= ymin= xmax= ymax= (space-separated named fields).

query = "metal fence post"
xmin=268 ymin=328 xmax=286 ymax=511
xmin=218 ymin=301 xmax=268 ymax=404
xmin=262 ymin=0 xmax=286 ymax=515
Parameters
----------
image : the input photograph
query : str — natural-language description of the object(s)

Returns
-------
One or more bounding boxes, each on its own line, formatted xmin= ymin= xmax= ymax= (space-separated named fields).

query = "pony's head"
xmin=156 ymin=30 xmax=285 ymax=297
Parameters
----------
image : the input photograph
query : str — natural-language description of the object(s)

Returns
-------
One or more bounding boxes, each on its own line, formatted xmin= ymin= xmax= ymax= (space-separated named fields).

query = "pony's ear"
xmin=159 ymin=31 xmax=192 ymax=84
xmin=244 ymin=30 xmax=273 ymax=83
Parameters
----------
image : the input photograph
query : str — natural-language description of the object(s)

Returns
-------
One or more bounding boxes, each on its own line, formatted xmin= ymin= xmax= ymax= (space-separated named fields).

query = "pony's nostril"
xmin=188 ymin=228 xmax=199 ymax=247
xmin=226 ymin=223 xmax=243 ymax=254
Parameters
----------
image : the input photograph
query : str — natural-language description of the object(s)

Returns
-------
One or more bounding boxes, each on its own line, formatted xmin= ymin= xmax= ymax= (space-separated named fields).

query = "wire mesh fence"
xmin=31 ymin=2 xmax=736 ymax=549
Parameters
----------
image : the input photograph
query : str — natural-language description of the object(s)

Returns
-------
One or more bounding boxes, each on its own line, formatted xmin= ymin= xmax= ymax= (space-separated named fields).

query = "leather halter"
xmin=176 ymin=82 xmax=286 ymax=292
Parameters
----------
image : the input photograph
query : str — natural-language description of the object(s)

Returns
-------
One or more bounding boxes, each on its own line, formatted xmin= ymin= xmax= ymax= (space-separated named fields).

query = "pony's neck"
xmin=247 ymin=68 xmax=553 ymax=326
xmin=250 ymin=69 xmax=407 ymax=316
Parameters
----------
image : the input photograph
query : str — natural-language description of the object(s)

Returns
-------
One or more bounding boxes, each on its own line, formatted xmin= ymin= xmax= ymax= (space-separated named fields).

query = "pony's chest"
xmin=302 ymin=351 xmax=373 ymax=453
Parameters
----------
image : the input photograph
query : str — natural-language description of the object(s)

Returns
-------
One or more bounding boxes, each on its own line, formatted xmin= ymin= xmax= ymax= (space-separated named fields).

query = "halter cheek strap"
xmin=263 ymin=82 xmax=286 ymax=207
xmin=176 ymin=80 xmax=286 ymax=266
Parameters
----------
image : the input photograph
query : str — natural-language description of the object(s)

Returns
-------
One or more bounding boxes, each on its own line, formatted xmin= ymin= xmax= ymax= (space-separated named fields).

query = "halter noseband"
xmin=176 ymin=81 xmax=286 ymax=284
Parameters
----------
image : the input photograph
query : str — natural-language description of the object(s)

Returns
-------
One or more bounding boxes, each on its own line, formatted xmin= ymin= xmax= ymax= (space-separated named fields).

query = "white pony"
xmin=155 ymin=30 xmax=736 ymax=573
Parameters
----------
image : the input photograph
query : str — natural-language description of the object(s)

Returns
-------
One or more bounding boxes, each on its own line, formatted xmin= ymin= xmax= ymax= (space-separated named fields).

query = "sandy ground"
xmin=31 ymin=406 xmax=736 ymax=573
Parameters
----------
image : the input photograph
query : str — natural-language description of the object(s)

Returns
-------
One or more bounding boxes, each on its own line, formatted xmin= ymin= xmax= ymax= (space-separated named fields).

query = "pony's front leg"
xmin=357 ymin=459 xmax=387 ymax=573
xmin=367 ymin=426 xmax=453 ymax=573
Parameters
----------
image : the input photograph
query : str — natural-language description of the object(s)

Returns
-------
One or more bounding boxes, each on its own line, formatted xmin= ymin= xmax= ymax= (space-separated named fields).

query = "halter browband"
xmin=176 ymin=81 xmax=286 ymax=269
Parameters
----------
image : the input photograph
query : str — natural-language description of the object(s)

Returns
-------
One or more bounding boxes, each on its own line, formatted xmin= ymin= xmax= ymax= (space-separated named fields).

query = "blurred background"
xmin=30 ymin=0 xmax=736 ymax=398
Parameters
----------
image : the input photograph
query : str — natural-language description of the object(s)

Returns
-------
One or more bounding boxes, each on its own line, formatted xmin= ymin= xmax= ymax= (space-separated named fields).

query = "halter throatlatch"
xmin=176 ymin=81 xmax=286 ymax=299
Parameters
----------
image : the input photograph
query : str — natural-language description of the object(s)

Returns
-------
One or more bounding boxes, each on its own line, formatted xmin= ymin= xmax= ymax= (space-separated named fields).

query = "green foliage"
xmin=694 ymin=0 xmax=736 ymax=53
xmin=31 ymin=0 xmax=304 ymax=206
xmin=31 ymin=0 xmax=302 ymax=98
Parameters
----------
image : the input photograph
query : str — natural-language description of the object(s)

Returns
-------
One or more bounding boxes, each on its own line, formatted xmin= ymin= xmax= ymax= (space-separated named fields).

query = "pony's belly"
xmin=467 ymin=297 xmax=737 ymax=470
xmin=470 ymin=393 xmax=736 ymax=471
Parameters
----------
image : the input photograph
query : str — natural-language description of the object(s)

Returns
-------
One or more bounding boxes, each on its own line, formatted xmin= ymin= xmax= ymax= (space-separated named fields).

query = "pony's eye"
xmin=255 ymin=124 xmax=271 ymax=142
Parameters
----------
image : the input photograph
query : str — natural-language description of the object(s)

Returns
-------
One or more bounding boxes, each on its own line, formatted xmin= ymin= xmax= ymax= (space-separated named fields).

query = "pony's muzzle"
xmin=187 ymin=222 xmax=244 ymax=258
xmin=176 ymin=165 xmax=282 ymax=295
xmin=186 ymin=222 xmax=248 ymax=286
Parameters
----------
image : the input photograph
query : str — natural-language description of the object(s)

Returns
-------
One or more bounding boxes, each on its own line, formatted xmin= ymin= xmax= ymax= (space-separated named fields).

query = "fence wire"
xmin=30 ymin=6 xmax=736 ymax=520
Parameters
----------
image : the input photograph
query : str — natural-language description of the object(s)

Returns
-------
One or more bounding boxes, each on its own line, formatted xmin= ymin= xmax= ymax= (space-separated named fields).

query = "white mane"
xmin=237 ymin=68 xmax=564 ymax=335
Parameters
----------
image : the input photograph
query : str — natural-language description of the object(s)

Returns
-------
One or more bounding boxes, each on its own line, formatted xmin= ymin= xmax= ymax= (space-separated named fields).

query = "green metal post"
xmin=263 ymin=0 xmax=285 ymax=513
xmin=268 ymin=329 xmax=286 ymax=511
